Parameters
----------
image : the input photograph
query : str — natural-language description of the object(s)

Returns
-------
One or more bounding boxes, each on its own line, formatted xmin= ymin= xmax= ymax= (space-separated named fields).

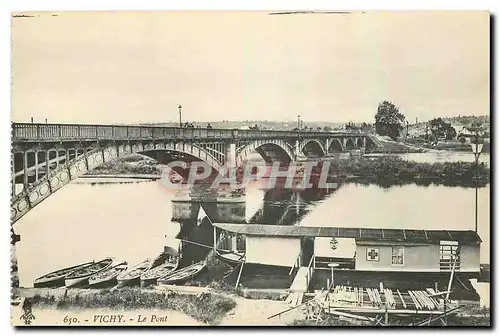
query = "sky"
xmin=11 ymin=11 xmax=490 ymax=124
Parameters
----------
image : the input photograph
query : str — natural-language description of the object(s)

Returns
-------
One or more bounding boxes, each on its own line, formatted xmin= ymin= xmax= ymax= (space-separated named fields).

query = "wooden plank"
xmin=414 ymin=291 xmax=427 ymax=309
xmin=375 ymin=289 xmax=382 ymax=306
xmin=446 ymin=248 xmax=460 ymax=301
xmin=415 ymin=291 xmax=429 ymax=309
xmin=412 ymin=291 xmax=424 ymax=309
xmin=386 ymin=289 xmax=392 ymax=307
xmin=326 ymin=309 xmax=383 ymax=324
xmin=296 ymin=292 xmax=304 ymax=306
xmin=387 ymin=289 xmax=395 ymax=308
xmin=376 ymin=288 xmax=382 ymax=305
xmin=427 ymin=293 xmax=442 ymax=309
xmin=408 ymin=291 xmax=421 ymax=310
xmin=366 ymin=288 xmax=375 ymax=305
xmin=397 ymin=289 xmax=406 ymax=309
xmin=418 ymin=291 xmax=433 ymax=310
xmin=285 ymin=293 xmax=293 ymax=305
xmin=235 ymin=262 xmax=245 ymax=289
xmin=421 ymin=291 xmax=437 ymax=310
xmin=422 ymin=291 xmax=435 ymax=310
xmin=417 ymin=291 xmax=431 ymax=310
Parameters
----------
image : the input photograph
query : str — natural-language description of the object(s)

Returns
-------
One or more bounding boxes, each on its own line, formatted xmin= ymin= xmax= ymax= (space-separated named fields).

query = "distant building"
xmin=457 ymin=126 xmax=487 ymax=140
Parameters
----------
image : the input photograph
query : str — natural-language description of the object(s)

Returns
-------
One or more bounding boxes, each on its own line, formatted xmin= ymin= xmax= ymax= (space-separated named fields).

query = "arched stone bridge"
xmin=11 ymin=122 xmax=378 ymax=224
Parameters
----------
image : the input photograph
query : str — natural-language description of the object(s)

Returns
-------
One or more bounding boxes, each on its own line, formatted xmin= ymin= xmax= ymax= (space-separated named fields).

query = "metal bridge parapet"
xmin=12 ymin=122 xmax=367 ymax=143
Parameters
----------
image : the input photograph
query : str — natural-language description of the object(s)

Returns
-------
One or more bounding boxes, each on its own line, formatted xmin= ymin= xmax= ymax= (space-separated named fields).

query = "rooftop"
xmin=213 ymin=223 xmax=481 ymax=244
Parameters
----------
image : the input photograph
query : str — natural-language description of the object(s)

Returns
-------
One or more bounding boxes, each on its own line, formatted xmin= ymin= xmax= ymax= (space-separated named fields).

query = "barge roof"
xmin=213 ymin=223 xmax=481 ymax=244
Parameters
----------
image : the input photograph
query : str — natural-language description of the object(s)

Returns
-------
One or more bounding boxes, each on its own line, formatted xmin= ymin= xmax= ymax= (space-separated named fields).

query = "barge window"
xmin=391 ymin=246 xmax=404 ymax=266
xmin=366 ymin=247 xmax=379 ymax=261
xmin=440 ymin=241 xmax=460 ymax=271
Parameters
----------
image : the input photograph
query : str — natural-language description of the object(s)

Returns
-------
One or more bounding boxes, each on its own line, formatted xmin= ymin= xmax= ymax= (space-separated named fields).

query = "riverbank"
xmin=330 ymin=155 xmax=489 ymax=188
xmin=13 ymin=285 xmax=302 ymax=326
xmin=368 ymin=138 xmax=426 ymax=153
xmin=13 ymin=285 xmax=489 ymax=326
xmin=21 ymin=287 xmax=236 ymax=326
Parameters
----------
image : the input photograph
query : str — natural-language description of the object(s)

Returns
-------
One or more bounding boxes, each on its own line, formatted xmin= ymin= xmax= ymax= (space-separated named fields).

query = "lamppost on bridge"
xmin=178 ymin=105 xmax=183 ymax=128
xmin=470 ymin=130 xmax=483 ymax=233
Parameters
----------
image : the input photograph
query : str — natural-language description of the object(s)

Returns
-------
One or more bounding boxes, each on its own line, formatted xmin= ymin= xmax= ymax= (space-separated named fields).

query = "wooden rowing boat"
xmin=215 ymin=249 xmax=245 ymax=267
xmin=65 ymin=258 xmax=114 ymax=287
xmin=140 ymin=247 xmax=180 ymax=286
xmin=34 ymin=261 xmax=95 ymax=288
xmin=157 ymin=260 xmax=207 ymax=285
xmin=88 ymin=261 xmax=128 ymax=288
xmin=116 ymin=260 xmax=152 ymax=287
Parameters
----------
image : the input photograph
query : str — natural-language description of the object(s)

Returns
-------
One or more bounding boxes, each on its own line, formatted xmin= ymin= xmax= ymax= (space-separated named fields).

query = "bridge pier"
xmin=225 ymin=142 xmax=237 ymax=169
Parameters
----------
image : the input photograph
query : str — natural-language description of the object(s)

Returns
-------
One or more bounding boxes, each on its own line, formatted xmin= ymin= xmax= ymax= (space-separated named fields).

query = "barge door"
xmin=301 ymin=237 xmax=314 ymax=266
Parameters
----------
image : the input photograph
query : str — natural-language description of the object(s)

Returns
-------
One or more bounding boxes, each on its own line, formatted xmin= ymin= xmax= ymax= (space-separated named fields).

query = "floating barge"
xmin=213 ymin=222 xmax=482 ymax=322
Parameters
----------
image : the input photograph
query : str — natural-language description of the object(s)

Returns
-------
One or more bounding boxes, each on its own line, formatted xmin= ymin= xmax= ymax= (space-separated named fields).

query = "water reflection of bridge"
xmin=171 ymin=183 xmax=343 ymax=226
xmin=170 ymin=183 xmax=343 ymax=265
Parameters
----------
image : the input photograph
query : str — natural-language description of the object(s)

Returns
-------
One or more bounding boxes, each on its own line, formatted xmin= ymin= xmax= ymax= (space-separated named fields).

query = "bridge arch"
xmin=236 ymin=139 xmax=294 ymax=166
xmin=345 ymin=138 xmax=355 ymax=150
xmin=327 ymin=139 xmax=344 ymax=153
xmin=298 ymin=139 xmax=326 ymax=158
xmin=356 ymin=137 xmax=364 ymax=148
xmin=11 ymin=142 xmax=224 ymax=225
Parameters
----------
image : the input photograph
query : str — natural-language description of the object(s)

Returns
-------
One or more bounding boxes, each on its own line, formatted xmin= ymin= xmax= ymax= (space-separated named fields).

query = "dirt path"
xmin=219 ymin=296 xmax=305 ymax=326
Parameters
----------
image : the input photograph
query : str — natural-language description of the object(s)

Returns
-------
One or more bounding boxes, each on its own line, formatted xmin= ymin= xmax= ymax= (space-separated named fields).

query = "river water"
xmin=13 ymin=152 xmax=490 ymax=307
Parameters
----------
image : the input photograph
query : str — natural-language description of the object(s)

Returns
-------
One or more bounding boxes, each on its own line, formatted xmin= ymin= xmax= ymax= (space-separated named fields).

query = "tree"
xmin=429 ymin=118 xmax=457 ymax=140
xmin=458 ymin=135 xmax=466 ymax=148
xmin=323 ymin=126 xmax=332 ymax=132
xmin=374 ymin=101 xmax=405 ymax=140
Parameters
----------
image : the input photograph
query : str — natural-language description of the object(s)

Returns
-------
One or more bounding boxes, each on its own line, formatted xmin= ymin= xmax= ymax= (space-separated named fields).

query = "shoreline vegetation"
xmin=333 ymin=156 xmax=489 ymax=188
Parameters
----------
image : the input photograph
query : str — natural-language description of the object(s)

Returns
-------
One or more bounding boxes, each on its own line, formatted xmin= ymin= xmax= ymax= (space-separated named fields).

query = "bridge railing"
xmin=12 ymin=122 xmax=363 ymax=142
